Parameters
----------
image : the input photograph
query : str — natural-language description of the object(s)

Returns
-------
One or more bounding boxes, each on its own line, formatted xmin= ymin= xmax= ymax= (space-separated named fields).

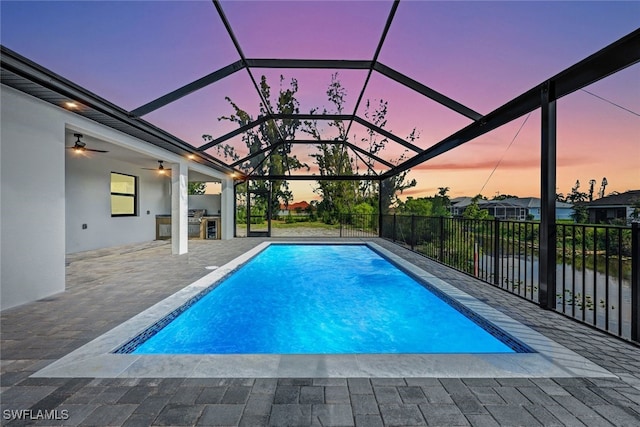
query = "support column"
xmin=378 ymin=179 xmax=383 ymax=237
xmin=539 ymin=81 xmax=557 ymax=309
xmin=220 ymin=177 xmax=235 ymax=240
xmin=631 ymin=222 xmax=639 ymax=342
xmin=171 ymin=160 xmax=188 ymax=255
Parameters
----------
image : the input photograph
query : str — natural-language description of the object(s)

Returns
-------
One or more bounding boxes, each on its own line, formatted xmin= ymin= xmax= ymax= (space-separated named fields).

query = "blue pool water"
xmin=131 ymin=244 xmax=518 ymax=354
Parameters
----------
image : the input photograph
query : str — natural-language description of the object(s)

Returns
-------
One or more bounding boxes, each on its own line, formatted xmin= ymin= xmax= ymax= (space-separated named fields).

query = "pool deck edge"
xmin=32 ymin=240 xmax=616 ymax=379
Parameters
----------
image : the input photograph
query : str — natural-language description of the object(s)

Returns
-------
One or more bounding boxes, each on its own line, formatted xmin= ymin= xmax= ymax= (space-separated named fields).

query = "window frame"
xmin=110 ymin=172 xmax=138 ymax=217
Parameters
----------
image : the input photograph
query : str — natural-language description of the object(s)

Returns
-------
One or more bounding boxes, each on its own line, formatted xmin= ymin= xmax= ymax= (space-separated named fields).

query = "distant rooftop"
xmin=586 ymin=190 xmax=640 ymax=207
xmin=451 ymin=197 xmax=573 ymax=209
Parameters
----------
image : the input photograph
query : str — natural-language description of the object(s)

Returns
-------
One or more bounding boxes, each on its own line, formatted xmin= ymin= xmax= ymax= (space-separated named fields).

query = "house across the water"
xmin=584 ymin=190 xmax=640 ymax=224
xmin=450 ymin=197 xmax=574 ymax=221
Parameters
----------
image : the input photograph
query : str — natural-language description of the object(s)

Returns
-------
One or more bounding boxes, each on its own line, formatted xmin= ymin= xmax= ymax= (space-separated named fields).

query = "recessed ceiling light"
xmin=65 ymin=101 xmax=79 ymax=109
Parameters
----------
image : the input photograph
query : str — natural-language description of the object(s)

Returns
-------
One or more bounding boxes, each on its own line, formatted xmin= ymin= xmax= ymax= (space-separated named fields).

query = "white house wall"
xmin=188 ymin=194 xmax=222 ymax=215
xmin=1 ymin=85 xmax=66 ymax=310
xmin=65 ymin=152 xmax=170 ymax=254
xmin=221 ymin=178 xmax=235 ymax=240
xmin=1 ymin=85 xmax=233 ymax=310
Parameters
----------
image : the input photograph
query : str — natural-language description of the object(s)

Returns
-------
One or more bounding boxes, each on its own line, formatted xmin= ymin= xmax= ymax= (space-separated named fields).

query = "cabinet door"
xmin=159 ymin=224 xmax=171 ymax=238
xmin=206 ymin=219 xmax=218 ymax=239
xmin=156 ymin=217 xmax=171 ymax=240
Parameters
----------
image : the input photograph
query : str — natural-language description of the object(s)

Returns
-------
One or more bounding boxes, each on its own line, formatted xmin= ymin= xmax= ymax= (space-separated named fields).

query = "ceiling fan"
xmin=143 ymin=160 xmax=172 ymax=175
xmin=66 ymin=133 xmax=109 ymax=153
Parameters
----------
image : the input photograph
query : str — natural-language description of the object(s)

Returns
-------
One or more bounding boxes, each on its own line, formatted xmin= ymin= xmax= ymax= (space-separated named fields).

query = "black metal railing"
xmin=338 ymin=213 xmax=379 ymax=237
xmin=368 ymin=214 xmax=639 ymax=343
xmin=556 ymin=223 xmax=636 ymax=339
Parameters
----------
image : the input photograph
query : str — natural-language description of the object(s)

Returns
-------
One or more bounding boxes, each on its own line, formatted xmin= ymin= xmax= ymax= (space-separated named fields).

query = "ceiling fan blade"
xmin=142 ymin=160 xmax=171 ymax=175
xmin=66 ymin=145 xmax=108 ymax=153
xmin=68 ymin=134 xmax=108 ymax=153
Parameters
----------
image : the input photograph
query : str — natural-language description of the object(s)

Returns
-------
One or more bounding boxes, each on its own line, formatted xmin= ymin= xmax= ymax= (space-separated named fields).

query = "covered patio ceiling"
xmin=1 ymin=0 xmax=638 ymax=182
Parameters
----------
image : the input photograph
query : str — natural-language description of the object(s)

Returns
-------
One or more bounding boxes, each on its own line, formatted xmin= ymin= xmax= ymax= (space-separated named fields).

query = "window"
xmin=110 ymin=172 xmax=137 ymax=216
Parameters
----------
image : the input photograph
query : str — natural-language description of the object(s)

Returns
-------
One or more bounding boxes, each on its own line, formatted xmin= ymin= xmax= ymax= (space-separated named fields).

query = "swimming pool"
xmin=33 ymin=241 xmax=614 ymax=378
xmin=121 ymin=244 xmax=527 ymax=354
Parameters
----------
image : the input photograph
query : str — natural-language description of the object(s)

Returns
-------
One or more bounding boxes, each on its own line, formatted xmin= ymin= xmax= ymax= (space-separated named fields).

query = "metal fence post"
xmin=411 ymin=215 xmax=416 ymax=251
xmin=438 ymin=216 xmax=444 ymax=262
xmin=392 ymin=214 xmax=397 ymax=242
xmin=378 ymin=186 xmax=383 ymax=237
xmin=493 ymin=218 xmax=500 ymax=286
xmin=632 ymin=222 xmax=639 ymax=342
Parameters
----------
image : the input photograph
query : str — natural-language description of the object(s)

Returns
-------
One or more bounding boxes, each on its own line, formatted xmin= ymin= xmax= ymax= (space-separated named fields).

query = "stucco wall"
xmin=188 ymin=194 xmax=221 ymax=216
xmin=1 ymin=85 xmax=66 ymax=310
xmin=1 ymin=85 xmax=233 ymax=310
xmin=65 ymin=154 xmax=171 ymax=253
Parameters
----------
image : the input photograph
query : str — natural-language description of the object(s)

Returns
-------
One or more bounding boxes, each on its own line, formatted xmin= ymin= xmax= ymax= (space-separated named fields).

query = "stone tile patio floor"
xmin=1 ymin=237 xmax=639 ymax=426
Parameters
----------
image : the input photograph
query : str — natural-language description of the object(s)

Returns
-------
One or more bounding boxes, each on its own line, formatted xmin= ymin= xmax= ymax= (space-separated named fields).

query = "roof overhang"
xmin=0 ymin=45 xmax=239 ymax=178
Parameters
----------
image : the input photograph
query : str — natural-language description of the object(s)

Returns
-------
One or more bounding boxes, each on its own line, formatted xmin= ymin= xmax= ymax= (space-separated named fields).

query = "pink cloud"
xmin=412 ymin=156 xmax=591 ymax=172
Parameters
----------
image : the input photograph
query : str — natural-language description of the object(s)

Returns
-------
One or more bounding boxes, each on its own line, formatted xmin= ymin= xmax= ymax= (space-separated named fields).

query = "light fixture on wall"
xmin=66 ymin=133 xmax=109 ymax=153
xmin=229 ymin=171 xmax=246 ymax=181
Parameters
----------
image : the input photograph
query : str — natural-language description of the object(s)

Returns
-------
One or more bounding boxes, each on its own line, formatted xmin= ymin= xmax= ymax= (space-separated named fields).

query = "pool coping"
xmin=32 ymin=241 xmax=616 ymax=378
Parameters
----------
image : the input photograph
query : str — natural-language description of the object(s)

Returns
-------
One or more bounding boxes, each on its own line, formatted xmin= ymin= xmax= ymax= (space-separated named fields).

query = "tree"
xmin=188 ymin=182 xmax=206 ymax=195
xmin=565 ymin=180 xmax=589 ymax=203
xmin=357 ymin=99 xmax=418 ymax=211
xmin=492 ymin=193 xmax=518 ymax=200
xmin=356 ymin=99 xmax=415 ymax=202
xmin=463 ymin=194 xmax=490 ymax=219
xmin=210 ymin=73 xmax=419 ymax=221
xmin=588 ymin=179 xmax=596 ymax=202
xmin=432 ymin=187 xmax=451 ymax=217
xmin=571 ymin=204 xmax=588 ymax=223
xmin=352 ymin=201 xmax=375 ymax=216
xmin=395 ymin=188 xmax=453 ymax=217
xmin=301 ymin=74 xmax=358 ymax=220
xmin=203 ymin=76 xmax=309 ymax=215
xmin=378 ymin=138 xmax=417 ymax=214
xmin=397 ymin=197 xmax=433 ymax=216
xmin=302 ymin=74 xmax=417 ymax=217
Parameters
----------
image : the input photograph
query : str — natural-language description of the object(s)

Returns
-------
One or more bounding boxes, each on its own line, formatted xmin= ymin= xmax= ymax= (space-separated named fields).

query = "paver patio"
xmin=1 ymin=237 xmax=639 ymax=426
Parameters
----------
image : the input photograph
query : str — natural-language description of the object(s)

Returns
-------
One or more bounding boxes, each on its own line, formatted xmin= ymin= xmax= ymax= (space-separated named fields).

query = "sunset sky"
xmin=2 ymin=0 xmax=638 ymax=202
